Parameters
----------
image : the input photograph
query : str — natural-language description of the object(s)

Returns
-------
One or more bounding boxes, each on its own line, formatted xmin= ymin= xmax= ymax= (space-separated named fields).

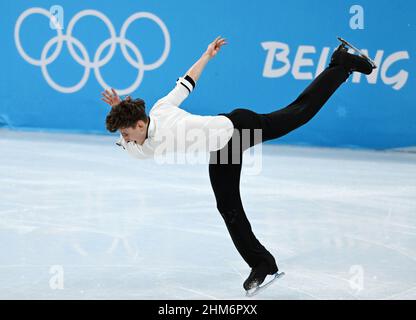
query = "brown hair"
xmin=106 ymin=98 xmax=148 ymax=132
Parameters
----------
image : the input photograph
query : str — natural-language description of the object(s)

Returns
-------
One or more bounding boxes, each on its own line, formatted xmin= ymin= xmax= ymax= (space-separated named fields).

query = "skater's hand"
xmin=204 ymin=36 xmax=227 ymax=59
xmin=101 ymin=88 xmax=122 ymax=107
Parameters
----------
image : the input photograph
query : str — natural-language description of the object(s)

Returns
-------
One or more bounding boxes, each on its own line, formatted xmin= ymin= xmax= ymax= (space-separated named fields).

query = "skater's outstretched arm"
xmin=101 ymin=36 xmax=227 ymax=109
xmin=155 ymin=36 xmax=227 ymax=108
xmin=185 ymin=36 xmax=227 ymax=83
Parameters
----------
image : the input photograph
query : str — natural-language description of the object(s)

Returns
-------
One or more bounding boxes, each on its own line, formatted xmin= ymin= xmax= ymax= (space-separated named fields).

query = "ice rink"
xmin=1 ymin=129 xmax=415 ymax=300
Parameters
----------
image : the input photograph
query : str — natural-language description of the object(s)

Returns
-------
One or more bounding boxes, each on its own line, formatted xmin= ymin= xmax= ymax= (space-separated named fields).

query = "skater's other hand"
xmin=101 ymin=88 xmax=121 ymax=107
xmin=205 ymin=36 xmax=228 ymax=59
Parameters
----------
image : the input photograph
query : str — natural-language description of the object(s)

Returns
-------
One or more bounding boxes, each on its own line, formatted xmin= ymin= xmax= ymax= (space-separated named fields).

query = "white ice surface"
xmin=0 ymin=129 xmax=415 ymax=300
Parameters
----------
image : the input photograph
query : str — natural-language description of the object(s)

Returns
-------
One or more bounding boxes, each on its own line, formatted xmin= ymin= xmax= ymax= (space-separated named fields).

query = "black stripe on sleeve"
xmin=180 ymin=82 xmax=191 ymax=93
xmin=184 ymin=75 xmax=196 ymax=89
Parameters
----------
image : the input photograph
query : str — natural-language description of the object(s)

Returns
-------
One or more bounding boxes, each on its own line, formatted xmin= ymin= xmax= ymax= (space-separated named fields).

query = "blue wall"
xmin=1 ymin=0 xmax=414 ymax=149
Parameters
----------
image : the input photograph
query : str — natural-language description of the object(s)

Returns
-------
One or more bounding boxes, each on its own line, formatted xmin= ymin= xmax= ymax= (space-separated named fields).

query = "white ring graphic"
xmin=66 ymin=9 xmax=117 ymax=69
xmin=14 ymin=8 xmax=64 ymax=66
xmin=41 ymin=35 xmax=91 ymax=93
xmin=94 ymin=37 xmax=145 ymax=95
xmin=14 ymin=7 xmax=171 ymax=95
xmin=120 ymin=12 xmax=170 ymax=70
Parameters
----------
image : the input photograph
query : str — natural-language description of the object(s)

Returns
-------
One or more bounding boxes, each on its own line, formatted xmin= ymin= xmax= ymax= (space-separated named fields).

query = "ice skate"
xmin=331 ymin=37 xmax=377 ymax=74
xmin=243 ymin=261 xmax=284 ymax=296
xmin=245 ymin=271 xmax=285 ymax=297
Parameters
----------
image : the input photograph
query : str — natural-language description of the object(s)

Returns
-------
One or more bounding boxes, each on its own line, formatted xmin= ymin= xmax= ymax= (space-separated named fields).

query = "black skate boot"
xmin=243 ymin=256 xmax=281 ymax=294
xmin=330 ymin=41 xmax=375 ymax=75
xmin=243 ymin=262 xmax=271 ymax=291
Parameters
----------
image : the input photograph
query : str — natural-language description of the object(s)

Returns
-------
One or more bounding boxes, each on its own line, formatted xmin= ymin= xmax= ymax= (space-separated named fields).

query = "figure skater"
xmin=102 ymin=36 xmax=375 ymax=295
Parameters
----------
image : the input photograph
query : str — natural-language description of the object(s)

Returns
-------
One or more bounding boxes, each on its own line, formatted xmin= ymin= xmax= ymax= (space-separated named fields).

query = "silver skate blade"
xmin=245 ymin=272 xmax=285 ymax=297
xmin=337 ymin=36 xmax=377 ymax=69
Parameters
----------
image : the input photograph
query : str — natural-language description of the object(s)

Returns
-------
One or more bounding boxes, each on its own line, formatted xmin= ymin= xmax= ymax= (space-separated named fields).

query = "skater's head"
xmin=106 ymin=97 xmax=149 ymax=143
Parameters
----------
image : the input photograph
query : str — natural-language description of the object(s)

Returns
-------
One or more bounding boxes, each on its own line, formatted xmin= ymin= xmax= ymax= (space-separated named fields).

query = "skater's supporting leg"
xmin=208 ymin=150 xmax=277 ymax=270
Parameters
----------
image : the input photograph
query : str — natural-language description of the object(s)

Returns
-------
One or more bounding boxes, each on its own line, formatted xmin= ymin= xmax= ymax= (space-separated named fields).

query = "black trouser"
xmin=208 ymin=65 xmax=350 ymax=270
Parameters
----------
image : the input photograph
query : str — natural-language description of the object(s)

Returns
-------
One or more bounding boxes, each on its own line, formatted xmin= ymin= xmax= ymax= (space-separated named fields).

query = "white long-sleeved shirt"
xmin=116 ymin=75 xmax=235 ymax=160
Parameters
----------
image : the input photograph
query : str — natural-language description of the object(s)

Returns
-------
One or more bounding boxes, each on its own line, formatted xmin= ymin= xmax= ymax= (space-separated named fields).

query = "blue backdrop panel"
xmin=0 ymin=0 xmax=414 ymax=149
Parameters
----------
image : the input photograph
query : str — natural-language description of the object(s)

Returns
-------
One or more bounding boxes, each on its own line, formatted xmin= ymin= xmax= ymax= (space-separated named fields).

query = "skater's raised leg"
xmin=220 ymin=44 xmax=375 ymax=150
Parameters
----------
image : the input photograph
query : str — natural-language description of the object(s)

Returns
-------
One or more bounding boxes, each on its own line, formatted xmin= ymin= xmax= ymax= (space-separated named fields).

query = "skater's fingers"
xmin=102 ymin=90 xmax=111 ymax=97
xmin=218 ymin=38 xmax=227 ymax=46
xmin=101 ymin=92 xmax=112 ymax=100
xmin=218 ymin=39 xmax=227 ymax=46
xmin=101 ymin=97 xmax=111 ymax=105
xmin=212 ymin=36 xmax=221 ymax=44
xmin=111 ymin=88 xmax=118 ymax=97
xmin=103 ymin=90 xmax=113 ymax=100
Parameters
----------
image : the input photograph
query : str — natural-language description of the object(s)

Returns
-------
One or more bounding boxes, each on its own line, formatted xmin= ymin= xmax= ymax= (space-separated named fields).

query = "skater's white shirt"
xmin=116 ymin=76 xmax=235 ymax=160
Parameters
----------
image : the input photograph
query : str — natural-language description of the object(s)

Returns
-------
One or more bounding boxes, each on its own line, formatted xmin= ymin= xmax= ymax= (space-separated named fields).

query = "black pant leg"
xmin=208 ymin=145 xmax=276 ymax=269
xmin=209 ymin=65 xmax=349 ymax=270
xmin=218 ymin=65 xmax=349 ymax=149
xmin=260 ymin=65 xmax=350 ymax=142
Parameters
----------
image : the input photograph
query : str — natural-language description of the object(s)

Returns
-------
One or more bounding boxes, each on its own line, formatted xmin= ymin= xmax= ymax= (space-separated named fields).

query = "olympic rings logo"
xmin=14 ymin=7 xmax=171 ymax=95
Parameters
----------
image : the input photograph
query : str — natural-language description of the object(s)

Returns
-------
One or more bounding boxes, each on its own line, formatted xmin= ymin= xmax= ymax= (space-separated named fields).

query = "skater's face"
xmin=120 ymin=120 xmax=148 ymax=144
